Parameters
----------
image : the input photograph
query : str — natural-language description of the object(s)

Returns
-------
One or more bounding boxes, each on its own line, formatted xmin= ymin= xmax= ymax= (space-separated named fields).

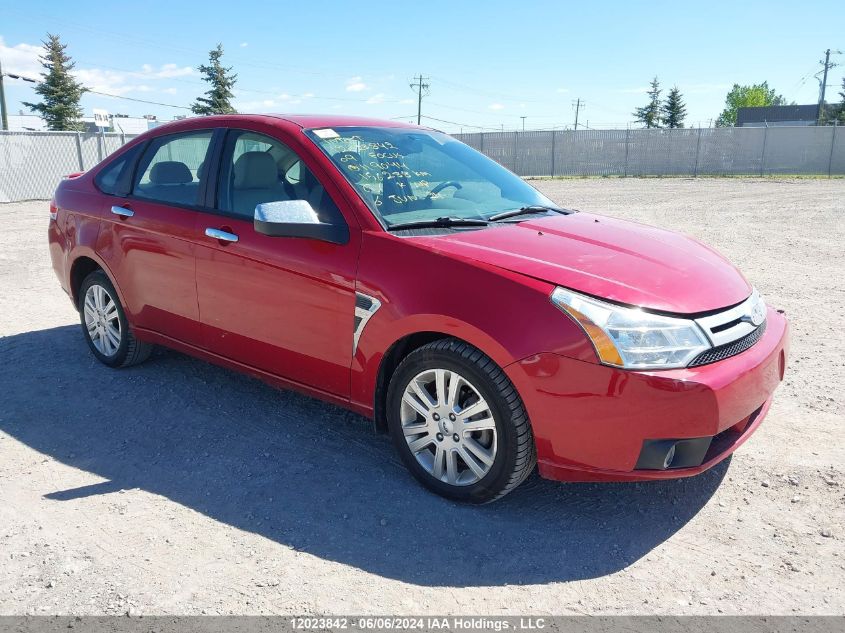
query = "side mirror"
xmin=254 ymin=200 xmax=349 ymax=244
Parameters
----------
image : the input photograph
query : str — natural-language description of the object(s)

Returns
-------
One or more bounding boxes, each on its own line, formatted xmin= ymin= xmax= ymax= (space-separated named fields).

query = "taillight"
xmin=49 ymin=199 xmax=59 ymax=221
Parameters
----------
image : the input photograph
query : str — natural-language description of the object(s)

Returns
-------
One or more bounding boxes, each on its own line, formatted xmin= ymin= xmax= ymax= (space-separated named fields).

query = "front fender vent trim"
xmin=353 ymin=292 xmax=382 ymax=355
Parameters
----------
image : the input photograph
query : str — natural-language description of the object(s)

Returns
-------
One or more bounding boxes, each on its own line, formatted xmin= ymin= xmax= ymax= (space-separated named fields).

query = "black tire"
xmin=78 ymin=270 xmax=152 ymax=368
xmin=386 ymin=338 xmax=536 ymax=503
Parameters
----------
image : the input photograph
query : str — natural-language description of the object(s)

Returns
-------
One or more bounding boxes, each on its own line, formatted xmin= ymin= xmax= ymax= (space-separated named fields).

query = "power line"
xmin=1 ymin=70 xmax=192 ymax=110
xmin=86 ymin=90 xmax=192 ymax=110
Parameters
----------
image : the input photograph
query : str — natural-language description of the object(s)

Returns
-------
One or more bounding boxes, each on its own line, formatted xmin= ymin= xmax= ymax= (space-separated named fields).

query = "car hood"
xmin=414 ymin=212 xmax=751 ymax=314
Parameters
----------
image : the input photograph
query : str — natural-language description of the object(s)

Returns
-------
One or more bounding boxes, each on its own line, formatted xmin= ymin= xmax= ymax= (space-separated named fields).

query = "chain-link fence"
xmin=1 ymin=126 xmax=843 ymax=202
xmin=454 ymin=125 xmax=845 ymax=178
xmin=0 ymin=131 xmax=137 ymax=202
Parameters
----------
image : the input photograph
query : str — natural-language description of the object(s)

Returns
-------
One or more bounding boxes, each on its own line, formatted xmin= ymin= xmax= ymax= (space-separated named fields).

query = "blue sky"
xmin=1 ymin=0 xmax=843 ymax=132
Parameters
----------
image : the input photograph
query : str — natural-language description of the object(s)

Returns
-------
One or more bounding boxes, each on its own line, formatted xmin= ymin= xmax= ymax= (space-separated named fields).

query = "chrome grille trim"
xmin=689 ymin=321 xmax=767 ymax=367
xmin=694 ymin=289 xmax=766 ymax=348
xmin=353 ymin=292 xmax=381 ymax=355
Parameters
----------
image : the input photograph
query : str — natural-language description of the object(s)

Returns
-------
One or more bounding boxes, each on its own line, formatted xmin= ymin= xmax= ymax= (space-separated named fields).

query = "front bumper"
xmin=505 ymin=308 xmax=789 ymax=482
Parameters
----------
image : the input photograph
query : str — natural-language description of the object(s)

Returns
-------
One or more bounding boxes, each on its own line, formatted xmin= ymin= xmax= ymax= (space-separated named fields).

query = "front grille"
xmin=689 ymin=321 xmax=767 ymax=367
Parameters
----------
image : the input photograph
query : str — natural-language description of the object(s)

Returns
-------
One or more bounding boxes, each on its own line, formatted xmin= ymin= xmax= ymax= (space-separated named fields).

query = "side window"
xmin=94 ymin=143 xmax=143 ymax=195
xmin=217 ymin=130 xmax=344 ymax=225
xmin=131 ymin=131 xmax=213 ymax=206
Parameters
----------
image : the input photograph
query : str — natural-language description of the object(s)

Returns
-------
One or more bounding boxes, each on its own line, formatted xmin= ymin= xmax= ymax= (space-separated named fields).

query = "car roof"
xmin=148 ymin=113 xmax=434 ymax=135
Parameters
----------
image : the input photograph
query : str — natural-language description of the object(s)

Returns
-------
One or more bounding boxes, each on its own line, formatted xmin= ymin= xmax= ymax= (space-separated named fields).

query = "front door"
xmin=194 ymin=129 xmax=359 ymax=397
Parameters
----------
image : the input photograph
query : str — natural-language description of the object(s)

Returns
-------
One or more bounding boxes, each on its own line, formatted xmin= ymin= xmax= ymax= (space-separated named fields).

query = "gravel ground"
xmin=0 ymin=177 xmax=843 ymax=616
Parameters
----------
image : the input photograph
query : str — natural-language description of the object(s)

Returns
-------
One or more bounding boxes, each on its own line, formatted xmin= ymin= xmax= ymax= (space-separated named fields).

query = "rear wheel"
xmin=386 ymin=338 xmax=536 ymax=503
xmin=78 ymin=270 xmax=152 ymax=368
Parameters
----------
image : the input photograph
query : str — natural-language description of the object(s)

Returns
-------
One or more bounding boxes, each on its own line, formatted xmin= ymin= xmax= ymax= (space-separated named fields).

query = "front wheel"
xmin=386 ymin=338 xmax=536 ymax=503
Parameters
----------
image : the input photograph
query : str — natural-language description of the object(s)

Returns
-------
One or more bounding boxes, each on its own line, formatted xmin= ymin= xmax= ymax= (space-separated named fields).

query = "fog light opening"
xmin=663 ymin=444 xmax=677 ymax=469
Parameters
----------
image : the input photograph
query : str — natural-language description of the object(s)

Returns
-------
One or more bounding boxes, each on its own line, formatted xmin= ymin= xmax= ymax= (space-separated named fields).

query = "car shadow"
xmin=0 ymin=325 xmax=728 ymax=587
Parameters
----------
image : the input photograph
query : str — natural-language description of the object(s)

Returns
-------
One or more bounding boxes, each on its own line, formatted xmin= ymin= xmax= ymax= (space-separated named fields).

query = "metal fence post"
xmin=693 ymin=127 xmax=703 ymax=177
xmin=550 ymin=130 xmax=556 ymax=177
xmin=760 ymin=125 xmax=769 ymax=176
xmin=74 ymin=132 xmax=84 ymax=171
xmin=514 ymin=131 xmax=520 ymax=176
xmin=120 ymin=132 xmax=126 ymax=147
xmin=479 ymin=132 xmax=484 ymax=154
xmin=623 ymin=128 xmax=630 ymax=177
xmin=828 ymin=123 xmax=837 ymax=178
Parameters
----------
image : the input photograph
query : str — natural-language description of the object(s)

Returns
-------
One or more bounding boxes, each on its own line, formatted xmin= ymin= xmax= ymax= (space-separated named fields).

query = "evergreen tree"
xmin=633 ymin=77 xmax=662 ymax=128
xmin=22 ymin=34 xmax=86 ymax=131
xmin=661 ymin=86 xmax=687 ymax=128
xmin=192 ymin=44 xmax=237 ymax=115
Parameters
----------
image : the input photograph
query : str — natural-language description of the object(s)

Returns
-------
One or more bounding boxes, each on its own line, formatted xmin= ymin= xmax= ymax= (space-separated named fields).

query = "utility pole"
xmin=572 ymin=98 xmax=584 ymax=131
xmin=520 ymin=116 xmax=526 ymax=132
xmin=0 ymin=57 xmax=8 ymax=131
xmin=817 ymin=49 xmax=842 ymax=124
xmin=410 ymin=74 xmax=430 ymax=125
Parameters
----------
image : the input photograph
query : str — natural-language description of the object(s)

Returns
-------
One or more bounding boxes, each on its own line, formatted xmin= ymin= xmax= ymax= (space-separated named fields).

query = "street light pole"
xmin=520 ymin=116 xmax=526 ymax=132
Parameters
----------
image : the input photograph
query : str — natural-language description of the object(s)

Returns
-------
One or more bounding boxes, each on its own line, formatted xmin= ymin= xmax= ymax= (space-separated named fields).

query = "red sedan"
xmin=48 ymin=114 xmax=789 ymax=503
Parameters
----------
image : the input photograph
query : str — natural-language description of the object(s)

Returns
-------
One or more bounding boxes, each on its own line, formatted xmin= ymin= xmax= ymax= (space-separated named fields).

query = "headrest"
xmin=149 ymin=161 xmax=192 ymax=185
xmin=234 ymin=152 xmax=278 ymax=189
xmin=197 ymin=160 xmax=207 ymax=180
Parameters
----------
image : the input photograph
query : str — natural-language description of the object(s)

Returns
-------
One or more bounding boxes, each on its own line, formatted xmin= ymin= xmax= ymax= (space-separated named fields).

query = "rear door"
xmin=193 ymin=128 xmax=360 ymax=397
xmin=96 ymin=130 xmax=215 ymax=346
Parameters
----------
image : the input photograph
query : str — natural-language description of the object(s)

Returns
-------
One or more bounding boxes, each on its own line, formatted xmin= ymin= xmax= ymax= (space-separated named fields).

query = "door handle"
xmin=111 ymin=205 xmax=134 ymax=218
xmin=205 ymin=227 xmax=239 ymax=243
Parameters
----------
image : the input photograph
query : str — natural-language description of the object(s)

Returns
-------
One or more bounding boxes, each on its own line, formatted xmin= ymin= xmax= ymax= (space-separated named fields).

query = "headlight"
xmin=550 ymin=287 xmax=712 ymax=370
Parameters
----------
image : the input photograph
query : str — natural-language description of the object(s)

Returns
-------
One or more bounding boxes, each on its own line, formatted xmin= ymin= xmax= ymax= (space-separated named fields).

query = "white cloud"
xmin=556 ymin=87 xmax=570 ymax=94
xmin=143 ymin=63 xmax=194 ymax=79
xmin=0 ymin=38 xmax=193 ymax=100
xmin=346 ymin=76 xmax=367 ymax=92
xmin=302 ymin=92 xmax=315 ymax=98
xmin=399 ymin=98 xmax=414 ymax=105
xmin=366 ymin=93 xmax=386 ymax=104
xmin=0 ymin=36 xmax=42 ymax=79
xmin=488 ymin=103 xmax=505 ymax=110
xmin=240 ymin=42 xmax=249 ymax=47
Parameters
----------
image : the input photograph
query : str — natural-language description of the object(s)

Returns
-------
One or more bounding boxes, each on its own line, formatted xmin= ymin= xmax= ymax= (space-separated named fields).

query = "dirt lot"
xmin=0 ymin=178 xmax=843 ymax=616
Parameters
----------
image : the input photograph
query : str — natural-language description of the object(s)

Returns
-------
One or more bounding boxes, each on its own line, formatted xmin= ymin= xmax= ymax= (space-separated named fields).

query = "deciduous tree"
xmin=715 ymin=82 xmax=784 ymax=127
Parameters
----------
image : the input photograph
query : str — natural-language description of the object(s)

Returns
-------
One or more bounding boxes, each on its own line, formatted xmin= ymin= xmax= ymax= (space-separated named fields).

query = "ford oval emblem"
xmin=750 ymin=302 xmax=766 ymax=327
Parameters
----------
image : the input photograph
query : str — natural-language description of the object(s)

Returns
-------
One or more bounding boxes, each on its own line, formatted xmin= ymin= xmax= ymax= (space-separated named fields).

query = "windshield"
xmin=305 ymin=126 xmax=557 ymax=228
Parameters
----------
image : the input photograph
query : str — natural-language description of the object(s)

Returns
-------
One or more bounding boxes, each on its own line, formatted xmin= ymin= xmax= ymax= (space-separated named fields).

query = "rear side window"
xmin=131 ymin=131 xmax=214 ymax=206
xmin=94 ymin=144 xmax=142 ymax=195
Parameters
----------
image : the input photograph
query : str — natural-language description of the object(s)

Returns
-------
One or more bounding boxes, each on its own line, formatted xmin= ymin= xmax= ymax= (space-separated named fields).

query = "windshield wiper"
xmin=488 ymin=205 xmax=568 ymax=222
xmin=386 ymin=216 xmax=489 ymax=231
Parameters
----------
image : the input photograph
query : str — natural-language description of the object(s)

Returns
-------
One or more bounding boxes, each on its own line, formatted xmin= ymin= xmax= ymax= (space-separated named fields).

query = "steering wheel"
xmin=427 ymin=181 xmax=462 ymax=198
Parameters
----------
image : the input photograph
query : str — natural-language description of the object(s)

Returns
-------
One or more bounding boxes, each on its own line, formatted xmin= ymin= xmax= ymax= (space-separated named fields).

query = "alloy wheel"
xmin=83 ymin=284 xmax=122 ymax=357
xmin=400 ymin=368 xmax=498 ymax=486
